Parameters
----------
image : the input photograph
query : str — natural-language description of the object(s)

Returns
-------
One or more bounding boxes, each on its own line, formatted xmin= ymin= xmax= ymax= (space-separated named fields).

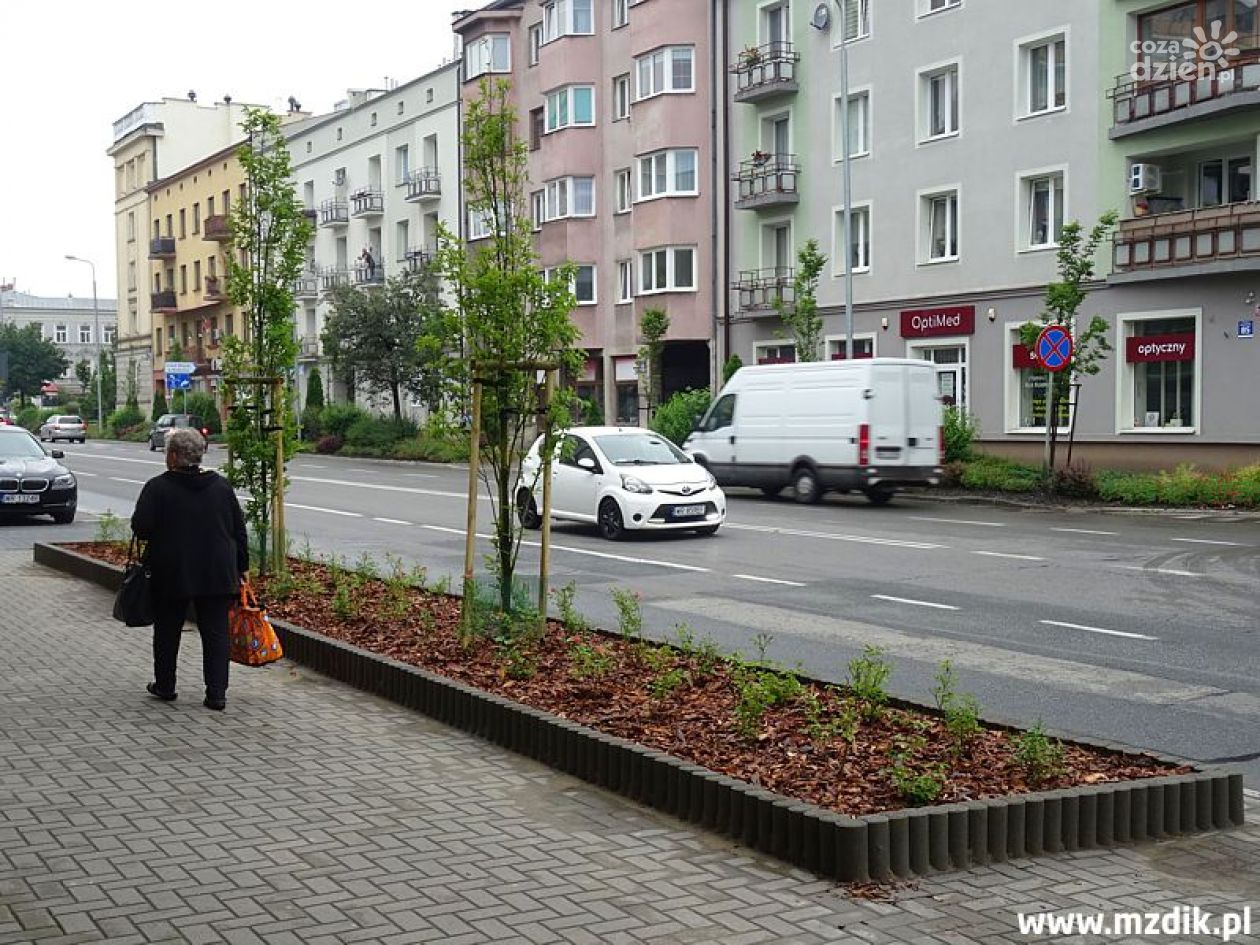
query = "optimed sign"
xmin=900 ymin=305 xmax=975 ymax=338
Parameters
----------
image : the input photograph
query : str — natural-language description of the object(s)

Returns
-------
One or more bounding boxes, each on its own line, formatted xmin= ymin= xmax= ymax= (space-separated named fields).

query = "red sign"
xmin=830 ymin=350 xmax=874 ymax=360
xmin=1126 ymin=332 xmax=1195 ymax=363
xmin=900 ymin=305 xmax=975 ymax=338
xmin=1012 ymin=344 xmax=1038 ymax=370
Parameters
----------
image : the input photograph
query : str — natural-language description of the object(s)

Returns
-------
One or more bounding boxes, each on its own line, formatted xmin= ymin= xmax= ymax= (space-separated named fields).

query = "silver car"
xmin=38 ymin=415 xmax=87 ymax=444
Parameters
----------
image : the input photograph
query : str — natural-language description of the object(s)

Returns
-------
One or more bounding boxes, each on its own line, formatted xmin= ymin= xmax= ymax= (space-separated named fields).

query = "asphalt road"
xmin=19 ymin=438 xmax=1260 ymax=786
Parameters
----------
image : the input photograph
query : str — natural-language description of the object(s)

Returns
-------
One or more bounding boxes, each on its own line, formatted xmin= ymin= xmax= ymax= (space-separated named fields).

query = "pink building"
xmin=454 ymin=0 xmax=721 ymax=424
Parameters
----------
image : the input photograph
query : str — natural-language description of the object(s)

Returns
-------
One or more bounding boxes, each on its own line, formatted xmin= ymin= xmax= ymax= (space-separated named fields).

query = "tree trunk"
xmin=391 ymin=382 xmax=402 ymax=423
xmin=496 ymin=427 xmax=513 ymax=614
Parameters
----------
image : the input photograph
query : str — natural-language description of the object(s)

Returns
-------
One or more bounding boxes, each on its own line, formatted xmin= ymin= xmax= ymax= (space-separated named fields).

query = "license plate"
xmin=2 ymin=494 xmax=40 ymax=505
xmin=673 ymin=504 xmax=705 ymax=518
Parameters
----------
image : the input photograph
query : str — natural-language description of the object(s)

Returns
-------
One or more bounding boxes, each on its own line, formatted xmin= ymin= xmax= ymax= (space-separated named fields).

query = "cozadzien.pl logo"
xmin=1130 ymin=19 xmax=1240 ymax=82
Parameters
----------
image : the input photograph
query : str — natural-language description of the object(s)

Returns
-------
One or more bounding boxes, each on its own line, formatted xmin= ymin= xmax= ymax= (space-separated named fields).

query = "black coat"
xmin=131 ymin=469 xmax=249 ymax=598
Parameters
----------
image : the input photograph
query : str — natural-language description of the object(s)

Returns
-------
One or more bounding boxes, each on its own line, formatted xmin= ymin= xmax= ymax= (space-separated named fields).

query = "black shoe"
xmin=203 ymin=696 xmax=226 ymax=711
xmin=146 ymin=682 xmax=177 ymax=702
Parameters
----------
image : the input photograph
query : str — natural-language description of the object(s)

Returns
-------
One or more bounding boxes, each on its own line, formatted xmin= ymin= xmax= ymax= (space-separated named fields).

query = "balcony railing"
xmin=203 ymin=276 xmax=223 ymax=301
xmin=733 ymin=154 xmax=800 ymax=210
xmin=732 ymin=41 xmax=799 ymax=104
xmin=402 ymin=246 xmax=437 ymax=273
xmin=297 ymin=338 xmax=321 ymax=360
xmin=1112 ymin=201 xmax=1260 ymax=275
xmin=350 ymin=188 xmax=385 ymax=217
xmin=353 ymin=263 xmax=385 ymax=286
xmin=203 ymin=214 xmax=231 ymax=241
xmin=150 ymin=290 xmax=177 ymax=312
xmin=1108 ymin=52 xmax=1260 ymax=135
xmin=319 ymin=200 xmax=349 ymax=227
xmin=148 ymin=237 xmax=176 ymax=259
xmin=734 ymin=267 xmax=795 ymax=312
xmin=320 ymin=267 xmax=350 ymax=292
xmin=404 ymin=168 xmax=442 ymax=202
xmin=293 ymin=273 xmax=319 ymax=299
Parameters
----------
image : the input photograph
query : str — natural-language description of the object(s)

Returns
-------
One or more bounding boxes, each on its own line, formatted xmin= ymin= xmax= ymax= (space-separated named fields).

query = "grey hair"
xmin=166 ymin=428 xmax=206 ymax=468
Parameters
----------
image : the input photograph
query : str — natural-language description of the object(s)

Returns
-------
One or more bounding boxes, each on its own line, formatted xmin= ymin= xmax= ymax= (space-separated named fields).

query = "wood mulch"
xmin=64 ymin=542 xmax=1185 ymax=817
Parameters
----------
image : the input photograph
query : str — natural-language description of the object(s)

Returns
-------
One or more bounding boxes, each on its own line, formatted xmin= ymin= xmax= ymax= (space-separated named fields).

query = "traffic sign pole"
xmin=1034 ymin=325 xmax=1074 ymax=479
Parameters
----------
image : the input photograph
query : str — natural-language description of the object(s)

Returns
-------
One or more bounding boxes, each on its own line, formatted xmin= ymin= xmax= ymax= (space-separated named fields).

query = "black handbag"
xmin=112 ymin=536 xmax=154 ymax=627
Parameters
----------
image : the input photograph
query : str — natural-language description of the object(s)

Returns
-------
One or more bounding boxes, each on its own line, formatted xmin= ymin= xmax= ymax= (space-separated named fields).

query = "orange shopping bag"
xmin=229 ymin=579 xmax=284 ymax=667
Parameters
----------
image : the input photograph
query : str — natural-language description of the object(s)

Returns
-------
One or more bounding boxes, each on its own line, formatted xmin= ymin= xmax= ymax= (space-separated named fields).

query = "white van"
xmin=683 ymin=359 xmax=944 ymax=505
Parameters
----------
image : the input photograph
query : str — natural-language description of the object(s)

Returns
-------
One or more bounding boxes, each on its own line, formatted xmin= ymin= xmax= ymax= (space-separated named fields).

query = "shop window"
xmin=1120 ymin=313 xmax=1198 ymax=431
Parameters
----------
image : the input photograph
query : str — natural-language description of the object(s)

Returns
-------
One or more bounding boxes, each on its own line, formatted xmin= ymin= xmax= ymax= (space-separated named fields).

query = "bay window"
xmin=639 ymin=246 xmax=696 ymax=294
xmin=543 ymin=176 xmax=595 ymax=221
xmin=635 ymin=46 xmax=695 ymax=99
xmin=545 ymin=85 xmax=595 ymax=132
xmin=542 ymin=0 xmax=594 ymax=42
xmin=464 ymin=34 xmax=511 ymax=81
xmin=637 ymin=149 xmax=698 ymax=200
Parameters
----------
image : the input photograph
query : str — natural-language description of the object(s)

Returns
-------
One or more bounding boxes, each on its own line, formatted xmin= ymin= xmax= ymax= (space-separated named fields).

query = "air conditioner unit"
xmin=1129 ymin=163 xmax=1162 ymax=196
xmin=333 ymin=169 xmax=346 ymax=186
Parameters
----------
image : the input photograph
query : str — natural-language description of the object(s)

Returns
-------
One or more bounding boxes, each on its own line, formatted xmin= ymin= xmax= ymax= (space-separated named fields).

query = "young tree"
xmin=775 ymin=239 xmax=827 ymax=362
xmin=436 ymin=79 xmax=582 ymax=615
xmin=637 ymin=307 xmax=669 ymax=420
xmin=323 ymin=269 xmax=455 ymax=422
xmin=304 ymin=367 xmax=325 ymax=411
xmin=722 ymin=353 xmax=743 ymax=385
xmin=0 ymin=323 xmax=68 ymax=405
xmin=223 ymin=107 xmax=314 ymax=573
xmin=1018 ymin=212 xmax=1118 ymax=483
xmin=151 ymin=388 xmax=168 ymax=422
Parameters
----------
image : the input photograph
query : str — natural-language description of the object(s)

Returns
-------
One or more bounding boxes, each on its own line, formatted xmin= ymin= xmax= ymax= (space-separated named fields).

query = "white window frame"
xmin=636 ymin=148 xmax=699 ymax=201
xmin=832 ymin=87 xmax=871 ymax=162
xmin=464 ymin=33 xmax=511 ymax=82
xmin=1115 ymin=309 xmax=1203 ymax=435
xmin=55 ymin=324 xmax=68 ymax=344
xmin=612 ymin=0 xmax=628 ymax=29
xmin=79 ymin=324 xmax=93 ymax=344
xmin=468 ymin=208 xmax=494 ymax=241
xmin=832 ymin=202 xmax=872 ymax=277
xmin=614 ymin=168 xmax=632 ymax=213
xmin=753 ymin=340 xmax=797 ymax=364
xmin=918 ymin=0 xmax=961 ymax=17
xmin=542 ymin=0 xmax=595 ymax=43
xmin=613 ymin=74 xmax=630 ymax=120
xmin=634 ymin=46 xmax=696 ymax=100
xmin=824 ymin=333 xmax=878 ymax=359
xmin=834 ymin=0 xmax=871 ymax=44
xmin=531 ymin=190 xmax=545 ymax=231
xmin=917 ymin=60 xmax=961 ymax=144
xmin=617 ymin=259 xmax=634 ymax=303
xmin=1016 ymin=29 xmax=1069 ymax=119
xmin=1003 ymin=322 xmax=1073 ymax=434
xmin=545 ymin=85 xmax=596 ymax=132
xmin=1015 ymin=166 xmax=1067 ymax=253
xmin=639 ymin=246 xmax=697 ymax=294
xmin=103 ymin=325 xmax=116 ymax=344
xmin=528 ymin=23 xmax=543 ymax=65
xmin=546 ymin=264 xmax=598 ymax=305
xmin=543 ymin=176 xmax=596 ymax=221
xmin=918 ymin=186 xmax=960 ymax=264
xmin=906 ymin=337 xmax=971 ymax=410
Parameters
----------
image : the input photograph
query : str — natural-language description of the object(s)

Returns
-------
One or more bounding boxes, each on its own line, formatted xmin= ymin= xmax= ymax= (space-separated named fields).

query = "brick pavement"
xmin=1 ymin=539 xmax=1257 ymax=944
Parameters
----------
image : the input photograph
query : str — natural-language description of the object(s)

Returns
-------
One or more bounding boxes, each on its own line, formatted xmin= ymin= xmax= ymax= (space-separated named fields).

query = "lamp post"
xmin=64 ymin=255 xmax=103 ymax=433
xmin=836 ymin=0 xmax=855 ymax=360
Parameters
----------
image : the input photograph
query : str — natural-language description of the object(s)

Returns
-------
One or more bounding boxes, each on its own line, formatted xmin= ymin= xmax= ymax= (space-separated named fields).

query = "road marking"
xmin=73 ymin=471 xmax=98 ymax=477
xmin=733 ymin=574 xmax=807 ymax=587
xmin=287 ymin=503 xmax=361 ymax=518
xmin=972 ymin=550 xmax=1045 ymax=562
xmin=726 ymin=522 xmax=945 ymax=550
xmin=373 ymin=517 xmax=412 ymax=526
xmin=1118 ymin=565 xmax=1205 ymax=578
xmin=422 ymin=525 xmax=466 ymax=536
xmin=1040 ymin=619 xmax=1157 ymax=641
xmin=68 ymin=452 xmax=164 ymax=467
xmin=109 ymin=477 xmax=147 ymax=485
xmin=521 ymin=540 xmax=711 ymax=573
xmin=1170 ymin=538 xmax=1244 ymax=547
xmin=1050 ymin=527 xmax=1118 ymax=536
xmin=871 ymin=594 xmax=959 ymax=611
xmin=910 ymin=516 xmax=1005 ymax=528
xmin=403 ymin=472 xmax=438 ymax=479
xmin=301 ymin=463 xmax=327 ymax=469
xmin=290 ymin=475 xmax=474 ymax=501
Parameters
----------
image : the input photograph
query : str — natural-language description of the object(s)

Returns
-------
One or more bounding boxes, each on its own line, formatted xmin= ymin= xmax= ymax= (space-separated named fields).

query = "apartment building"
xmin=145 ymin=143 xmax=248 ymax=403
xmin=285 ymin=64 xmax=462 ymax=416
xmin=108 ymin=96 xmax=259 ymax=415
xmin=0 ymin=288 xmax=117 ymax=399
xmin=453 ymin=0 xmax=722 ymax=423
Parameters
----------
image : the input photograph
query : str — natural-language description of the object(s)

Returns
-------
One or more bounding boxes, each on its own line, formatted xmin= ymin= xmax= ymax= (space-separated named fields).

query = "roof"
xmin=0 ymin=290 xmax=119 ymax=313
xmin=453 ymin=0 xmax=524 ymax=31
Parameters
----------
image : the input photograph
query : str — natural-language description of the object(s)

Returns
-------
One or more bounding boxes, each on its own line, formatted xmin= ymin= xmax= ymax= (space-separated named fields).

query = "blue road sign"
xmin=165 ymin=374 xmax=192 ymax=391
xmin=1036 ymin=325 xmax=1074 ymax=373
xmin=1240 ymin=319 xmax=1255 ymax=339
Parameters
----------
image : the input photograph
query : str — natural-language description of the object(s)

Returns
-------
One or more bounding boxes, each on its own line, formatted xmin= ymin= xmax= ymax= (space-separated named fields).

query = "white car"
xmin=517 ymin=426 xmax=726 ymax=540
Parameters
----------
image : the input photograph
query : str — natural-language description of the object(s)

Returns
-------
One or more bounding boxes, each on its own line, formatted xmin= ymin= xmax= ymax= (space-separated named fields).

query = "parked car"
xmin=0 ymin=425 xmax=77 ymax=523
xmin=684 ymin=358 xmax=944 ymax=506
xmin=38 ymin=415 xmax=87 ymax=444
xmin=149 ymin=414 xmax=208 ymax=451
xmin=517 ymin=426 xmax=725 ymax=540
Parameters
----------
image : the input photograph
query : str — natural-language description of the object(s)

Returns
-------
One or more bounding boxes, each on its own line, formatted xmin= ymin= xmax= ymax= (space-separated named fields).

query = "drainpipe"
xmin=717 ymin=0 xmax=732 ymax=382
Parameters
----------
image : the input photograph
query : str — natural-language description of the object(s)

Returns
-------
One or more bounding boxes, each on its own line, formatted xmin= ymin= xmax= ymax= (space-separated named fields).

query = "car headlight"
xmin=620 ymin=474 xmax=654 ymax=494
xmin=706 ymin=472 xmax=717 ymax=490
xmin=53 ymin=473 xmax=76 ymax=488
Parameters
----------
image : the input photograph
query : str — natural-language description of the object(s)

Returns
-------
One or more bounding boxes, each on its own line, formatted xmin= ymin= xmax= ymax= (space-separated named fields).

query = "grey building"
xmin=0 ymin=288 xmax=118 ymax=402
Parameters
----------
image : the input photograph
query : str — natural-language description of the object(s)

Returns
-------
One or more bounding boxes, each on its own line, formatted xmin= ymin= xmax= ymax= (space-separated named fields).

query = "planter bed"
xmin=38 ymin=541 xmax=1245 ymax=881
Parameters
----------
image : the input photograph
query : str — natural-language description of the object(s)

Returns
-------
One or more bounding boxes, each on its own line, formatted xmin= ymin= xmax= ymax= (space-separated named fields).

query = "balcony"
xmin=203 ymin=214 xmax=231 ymax=241
xmin=293 ymin=273 xmax=319 ymax=299
xmin=402 ymin=245 xmax=437 ymax=273
xmin=319 ymin=199 xmax=349 ymax=227
xmin=148 ymin=237 xmax=176 ymax=259
xmin=150 ymin=290 xmax=177 ymax=312
xmin=297 ymin=337 xmax=321 ymax=361
xmin=203 ymin=276 xmax=224 ymax=302
xmin=353 ymin=263 xmax=385 ymax=287
xmin=1108 ymin=53 xmax=1260 ymax=137
xmin=404 ymin=168 xmax=442 ymax=202
xmin=1112 ymin=201 xmax=1260 ymax=280
xmin=350 ymin=188 xmax=385 ymax=217
xmin=320 ymin=267 xmax=350 ymax=292
xmin=734 ymin=267 xmax=795 ymax=312
xmin=733 ymin=154 xmax=799 ymax=210
xmin=732 ymin=41 xmax=799 ymax=104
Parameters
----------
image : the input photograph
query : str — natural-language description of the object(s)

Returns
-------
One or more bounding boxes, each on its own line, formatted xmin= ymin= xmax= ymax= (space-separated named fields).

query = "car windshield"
xmin=0 ymin=432 xmax=48 ymax=460
xmin=63 ymin=417 xmax=83 ymax=425
xmin=594 ymin=433 xmax=690 ymax=466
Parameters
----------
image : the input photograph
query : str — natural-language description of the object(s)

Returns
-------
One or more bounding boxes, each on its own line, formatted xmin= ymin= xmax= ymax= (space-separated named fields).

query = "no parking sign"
xmin=1036 ymin=325 xmax=1074 ymax=373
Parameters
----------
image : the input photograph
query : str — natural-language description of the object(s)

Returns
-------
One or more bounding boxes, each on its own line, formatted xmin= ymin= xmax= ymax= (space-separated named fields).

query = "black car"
xmin=0 ymin=426 xmax=78 ymax=524
xmin=149 ymin=414 xmax=209 ymax=451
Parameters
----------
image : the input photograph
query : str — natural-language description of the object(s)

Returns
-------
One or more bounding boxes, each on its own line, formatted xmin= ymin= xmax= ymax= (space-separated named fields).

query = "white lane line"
xmin=423 ymin=525 xmax=466 ymax=536
xmin=910 ymin=516 xmax=1005 ymax=528
xmin=871 ymin=594 xmax=959 ymax=611
xmin=1118 ymin=565 xmax=1205 ymax=578
xmin=301 ymin=463 xmax=327 ymax=469
xmin=1245 ymin=788 xmax=1260 ymax=800
xmin=1170 ymin=538 xmax=1244 ymax=547
xmin=287 ymin=503 xmax=362 ymax=518
xmin=972 ymin=550 xmax=1046 ymax=562
xmin=68 ymin=452 xmax=164 ymax=467
xmin=733 ymin=574 xmax=807 ymax=587
xmin=525 ymin=541 xmax=711 ymax=572
xmin=403 ymin=472 xmax=438 ymax=479
xmin=373 ymin=517 xmax=413 ymax=526
xmin=1050 ymin=527 xmax=1118 ymax=536
xmin=727 ymin=522 xmax=945 ymax=550
xmin=291 ymin=475 xmax=475 ymax=501
xmin=1040 ymin=619 xmax=1157 ymax=641
xmin=73 ymin=471 xmax=98 ymax=477
xmin=109 ymin=477 xmax=147 ymax=485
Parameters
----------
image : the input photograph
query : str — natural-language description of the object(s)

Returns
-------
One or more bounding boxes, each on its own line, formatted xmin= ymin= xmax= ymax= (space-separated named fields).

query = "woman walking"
xmin=131 ymin=427 xmax=248 ymax=710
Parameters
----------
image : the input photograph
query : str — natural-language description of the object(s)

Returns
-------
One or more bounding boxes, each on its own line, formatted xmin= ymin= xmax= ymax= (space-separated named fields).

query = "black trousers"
xmin=152 ymin=594 xmax=232 ymax=700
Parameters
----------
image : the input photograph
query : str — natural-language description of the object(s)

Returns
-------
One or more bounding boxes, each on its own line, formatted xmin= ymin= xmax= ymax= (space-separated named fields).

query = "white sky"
xmin=0 ymin=1 xmax=472 ymax=302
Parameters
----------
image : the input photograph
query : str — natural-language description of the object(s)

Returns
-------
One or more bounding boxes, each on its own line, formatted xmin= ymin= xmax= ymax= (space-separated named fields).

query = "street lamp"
xmin=836 ymin=0 xmax=855 ymax=360
xmin=64 ymin=255 xmax=104 ymax=433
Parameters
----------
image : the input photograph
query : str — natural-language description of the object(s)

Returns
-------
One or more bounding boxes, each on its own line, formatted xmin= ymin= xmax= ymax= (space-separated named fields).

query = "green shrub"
xmin=942 ymin=406 xmax=978 ymax=462
xmin=576 ymin=396 xmax=603 ymax=426
xmin=150 ymin=389 xmax=168 ymax=422
xmin=345 ymin=416 xmax=417 ymax=452
xmin=889 ymin=760 xmax=947 ymax=806
xmin=183 ymin=392 xmax=221 ymax=434
xmin=315 ymin=434 xmax=343 ymax=454
xmin=391 ymin=436 xmax=469 ymax=463
xmin=650 ymin=388 xmax=712 ymax=447
xmin=1054 ymin=461 xmax=1097 ymax=499
xmin=319 ymin=403 xmax=371 ymax=439
xmin=16 ymin=406 xmax=45 ymax=431
xmin=960 ymin=455 xmax=1041 ymax=493
xmin=722 ymin=354 xmax=743 ymax=384
xmin=1233 ymin=464 xmax=1260 ymax=507
xmin=62 ymin=401 xmax=81 ymax=416
xmin=847 ymin=645 xmax=892 ymax=719
xmin=1095 ymin=470 xmax=1160 ymax=505
xmin=108 ymin=404 xmax=145 ymax=437
xmin=1011 ymin=722 xmax=1067 ymax=785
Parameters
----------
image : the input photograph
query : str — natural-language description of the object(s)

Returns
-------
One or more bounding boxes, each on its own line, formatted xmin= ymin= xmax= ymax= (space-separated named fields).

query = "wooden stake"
xmin=461 ymin=380 xmax=483 ymax=632
xmin=537 ymin=369 xmax=556 ymax=621
xmin=272 ymin=378 xmax=286 ymax=575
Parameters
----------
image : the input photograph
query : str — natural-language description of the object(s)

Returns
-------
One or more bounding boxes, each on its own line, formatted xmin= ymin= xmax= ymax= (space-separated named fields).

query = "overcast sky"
xmin=0 ymin=1 xmax=472 ymax=302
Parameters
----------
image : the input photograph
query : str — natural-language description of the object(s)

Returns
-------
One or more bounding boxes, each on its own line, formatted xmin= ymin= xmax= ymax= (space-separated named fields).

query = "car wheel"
xmin=149 ymin=441 xmax=157 ymax=451
xmin=597 ymin=498 xmax=626 ymax=541
xmin=760 ymin=486 xmax=782 ymax=499
xmin=791 ymin=466 xmax=822 ymax=504
xmin=52 ymin=508 xmax=76 ymax=525
xmin=864 ymin=486 xmax=895 ymax=507
xmin=517 ymin=490 xmax=542 ymax=530
xmin=694 ymin=525 xmax=720 ymax=536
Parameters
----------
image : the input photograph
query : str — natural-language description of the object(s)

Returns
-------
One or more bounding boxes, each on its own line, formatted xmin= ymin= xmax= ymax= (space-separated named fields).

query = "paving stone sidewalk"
xmin=1 ymin=542 xmax=1257 ymax=945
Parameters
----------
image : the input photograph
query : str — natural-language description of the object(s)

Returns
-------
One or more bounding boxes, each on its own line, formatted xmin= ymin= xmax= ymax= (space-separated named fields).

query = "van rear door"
xmin=868 ymin=363 xmax=910 ymax=466
xmin=906 ymin=363 xmax=942 ymax=467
